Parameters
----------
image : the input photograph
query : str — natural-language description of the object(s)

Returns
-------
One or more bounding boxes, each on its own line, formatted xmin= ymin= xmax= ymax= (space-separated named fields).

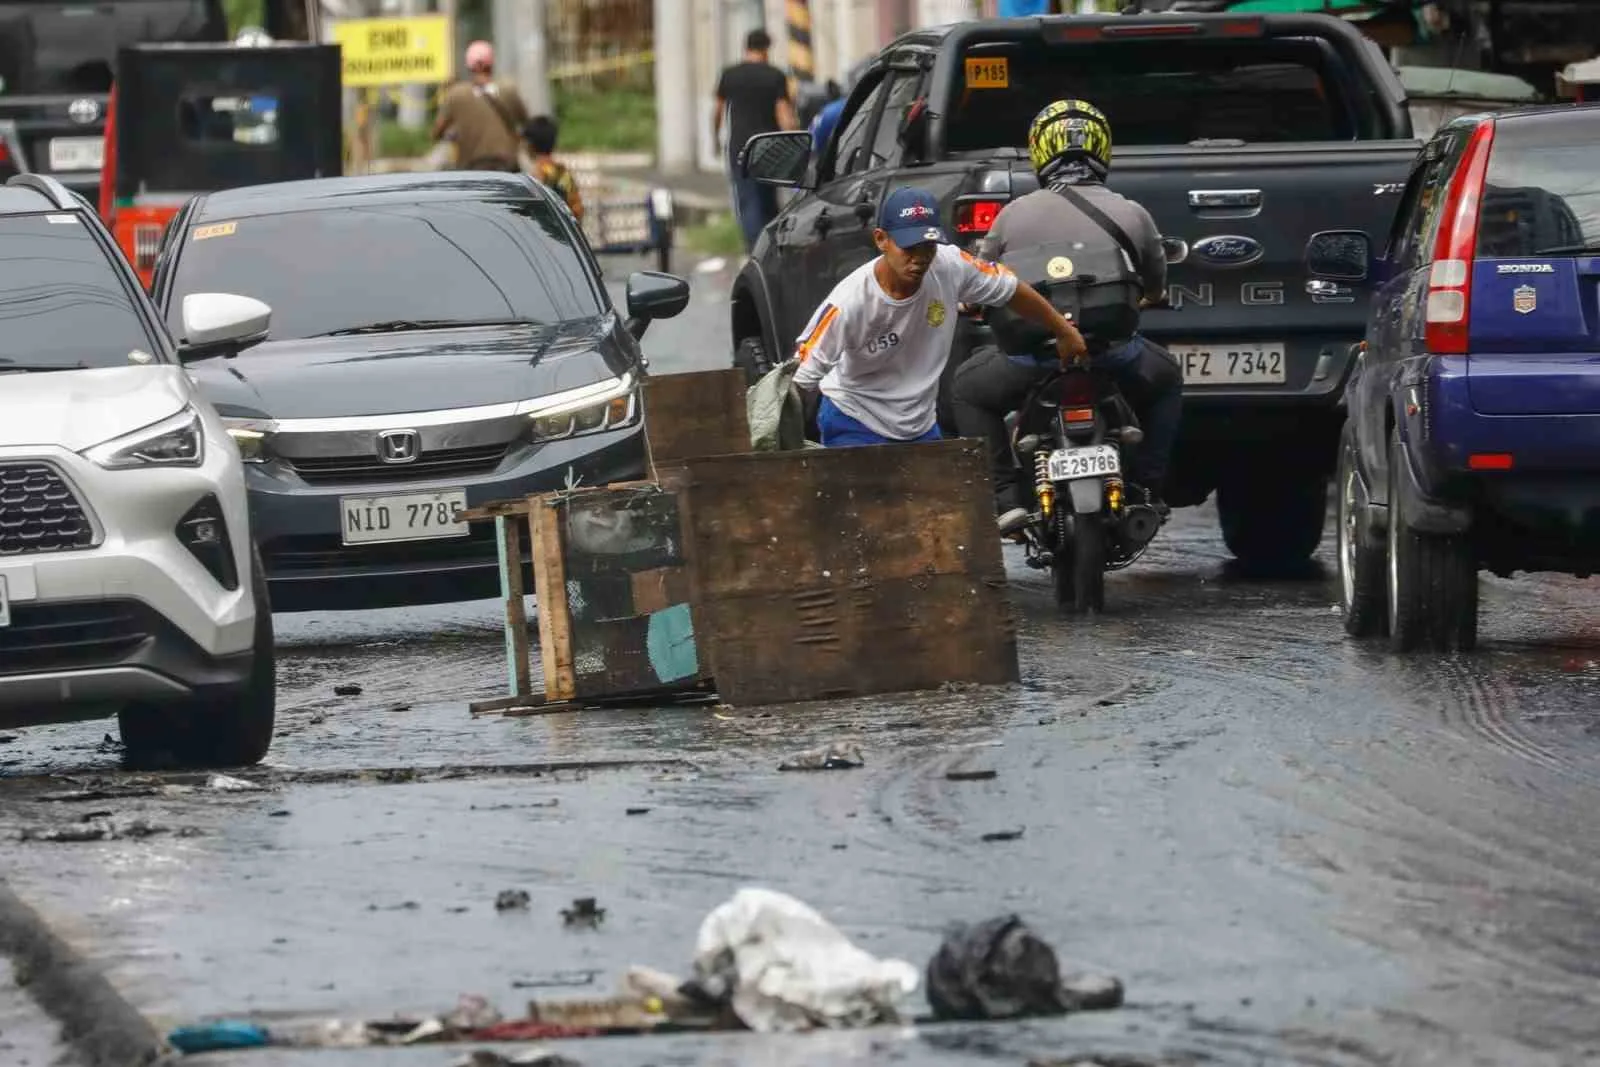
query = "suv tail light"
xmin=1424 ymin=120 xmax=1496 ymax=355
xmin=955 ymin=198 xmax=1005 ymax=235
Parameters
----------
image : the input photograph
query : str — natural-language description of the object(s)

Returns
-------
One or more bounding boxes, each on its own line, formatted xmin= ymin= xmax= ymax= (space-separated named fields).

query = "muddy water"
xmin=2 ymin=498 xmax=1599 ymax=1066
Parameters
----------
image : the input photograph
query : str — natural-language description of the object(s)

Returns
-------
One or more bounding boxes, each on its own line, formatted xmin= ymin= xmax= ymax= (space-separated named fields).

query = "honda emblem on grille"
xmin=376 ymin=429 xmax=420 ymax=464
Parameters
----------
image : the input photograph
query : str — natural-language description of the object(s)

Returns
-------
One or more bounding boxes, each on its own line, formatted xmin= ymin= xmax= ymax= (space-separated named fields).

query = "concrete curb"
xmin=0 ymin=880 xmax=166 ymax=1067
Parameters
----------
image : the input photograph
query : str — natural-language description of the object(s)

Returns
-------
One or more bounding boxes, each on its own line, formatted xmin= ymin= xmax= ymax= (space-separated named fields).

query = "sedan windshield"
xmin=0 ymin=213 xmax=157 ymax=370
xmin=164 ymin=197 xmax=605 ymax=341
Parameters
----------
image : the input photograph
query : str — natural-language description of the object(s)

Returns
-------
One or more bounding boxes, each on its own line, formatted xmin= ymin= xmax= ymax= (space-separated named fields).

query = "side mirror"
xmin=179 ymin=292 xmax=271 ymax=361
xmin=740 ymin=131 xmax=813 ymax=187
xmin=624 ymin=271 xmax=690 ymax=340
xmin=1305 ymin=230 xmax=1372 ymax=281
xmin=1160 ymin=237 xmax=1189 ymax=265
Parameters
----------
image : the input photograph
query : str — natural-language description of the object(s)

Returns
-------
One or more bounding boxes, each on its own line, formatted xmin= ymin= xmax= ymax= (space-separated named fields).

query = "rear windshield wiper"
xmin=311 ymin=318 xmax=538 ymax=337
xmin=1529 ymin=244 xmax=1600 ymax=257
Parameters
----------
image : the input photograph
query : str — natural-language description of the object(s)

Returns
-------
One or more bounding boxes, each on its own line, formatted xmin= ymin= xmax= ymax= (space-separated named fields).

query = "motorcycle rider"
xmin=951 ymin=99 xmax=1183 ymax=535
xmin=792 ymin=187 xmax=1087 ymax=448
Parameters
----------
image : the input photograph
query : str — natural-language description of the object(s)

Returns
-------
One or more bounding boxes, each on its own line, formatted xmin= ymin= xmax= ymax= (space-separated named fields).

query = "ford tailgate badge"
xmin=1192 ymin=235 xmax=1264 ymax=270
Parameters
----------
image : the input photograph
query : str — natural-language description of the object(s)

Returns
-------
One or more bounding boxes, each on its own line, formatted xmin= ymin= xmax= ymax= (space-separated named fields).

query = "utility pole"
xmin=655 ymin=0 xmax=696 ymax=174
xmin=518 ymin=0 xmax=553 ymax=118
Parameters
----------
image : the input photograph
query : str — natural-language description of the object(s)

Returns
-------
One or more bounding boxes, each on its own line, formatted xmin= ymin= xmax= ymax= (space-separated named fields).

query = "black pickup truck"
xmin=731 ymin=10 xmax=1422 ymax=571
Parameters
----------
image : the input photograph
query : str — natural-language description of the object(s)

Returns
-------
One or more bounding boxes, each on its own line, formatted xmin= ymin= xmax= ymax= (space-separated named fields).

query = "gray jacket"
xmin=978 ymin=183 xmax=1166 ymax=300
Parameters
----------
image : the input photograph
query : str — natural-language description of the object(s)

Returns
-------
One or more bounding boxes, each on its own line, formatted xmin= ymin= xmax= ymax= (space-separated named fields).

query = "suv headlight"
xmin=521 ymin=372 xmax=640 ymax=443
xmin=221 ymin=417 xmax=274 ymax=463
xmin=84 ymin=407 xmax=205 ymax=470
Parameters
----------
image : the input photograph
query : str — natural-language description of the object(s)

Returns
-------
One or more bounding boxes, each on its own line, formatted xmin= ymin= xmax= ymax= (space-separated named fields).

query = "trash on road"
xmin=453 ymin=1050 xmax=581 ymax=1067
xmin=561 ymin=897 xmax=605 ymax=928
xmin=946 ymin=768 xmax=998 ymax=781
xmin=19 ymin=817 xmax=199 ymax=842
xmin=511 ymin=969 xmax=600 ymax=990
xmin=495 ymin=889 xmax=531 ymax=912
xmin=207 ymin=773 xmax=260 ymax=792
xmin=925 ymin=914 xmax=1124 ymax=1022
xmin=778 ymin=742 xmax=865 ymax=771
xmin=981 ymin=828 xmax=1025 ymax=842
xmin=625 ymin=806 xmax=651 ymax=815
xmin=688 ymin=886 xmax=919 ymax=1032
xmin=166 ymin=1020 xmax=271 ymax=1053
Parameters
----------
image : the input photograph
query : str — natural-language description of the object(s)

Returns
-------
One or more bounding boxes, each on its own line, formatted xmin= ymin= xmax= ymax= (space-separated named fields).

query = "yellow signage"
xmin=332 ymin=16 xmax=454 ymax=87
xmin=964 ymin=56 xmax=1009 ymax=90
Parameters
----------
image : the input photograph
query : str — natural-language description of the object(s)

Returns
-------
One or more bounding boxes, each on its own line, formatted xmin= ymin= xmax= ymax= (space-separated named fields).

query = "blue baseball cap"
xmin=878 ymin=187 xmax=949 ymax=248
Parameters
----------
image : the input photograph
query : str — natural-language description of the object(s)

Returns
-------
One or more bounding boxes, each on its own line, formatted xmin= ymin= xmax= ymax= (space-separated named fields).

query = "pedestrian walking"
xmin=431 ymin=40 xmax=529 ymax=172
xmin=524 ymin=115 xmax=584 ymax=221
xmin=712 ymin=28 xmax=798 ymax=254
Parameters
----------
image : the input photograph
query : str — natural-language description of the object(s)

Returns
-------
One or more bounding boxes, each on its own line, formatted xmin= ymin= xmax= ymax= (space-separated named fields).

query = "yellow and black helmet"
xmin=1027 ymin=99 xmax=1113 ymax=181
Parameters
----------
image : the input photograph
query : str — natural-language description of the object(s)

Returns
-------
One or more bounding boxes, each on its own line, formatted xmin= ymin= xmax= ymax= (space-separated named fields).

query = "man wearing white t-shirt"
xmin=791 ymin=187 xmax=1085 ymax=447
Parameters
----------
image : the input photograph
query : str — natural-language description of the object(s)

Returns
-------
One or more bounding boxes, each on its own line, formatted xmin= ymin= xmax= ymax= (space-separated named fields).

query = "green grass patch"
xmin=681 ymin=213 xmax=745 ymax=260
xmin=376 ymin=119 xmax=435 ymax=160
xmin=553 ymin=85 xmax=656 ymax=153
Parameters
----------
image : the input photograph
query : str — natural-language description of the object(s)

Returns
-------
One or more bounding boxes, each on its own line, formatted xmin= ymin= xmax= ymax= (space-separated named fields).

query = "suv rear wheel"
xmin=120 ymin=544 xmax=277 ymax=768
xmin=1337 ymin=424 xmax=1386 ymax=637
xmin=1385 ymin=431 xmax=1478 ymax=653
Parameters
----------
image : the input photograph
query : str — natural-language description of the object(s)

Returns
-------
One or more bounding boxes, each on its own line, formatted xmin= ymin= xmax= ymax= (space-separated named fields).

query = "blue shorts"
xmin=817 ymin=397 xmax=943 ymax=448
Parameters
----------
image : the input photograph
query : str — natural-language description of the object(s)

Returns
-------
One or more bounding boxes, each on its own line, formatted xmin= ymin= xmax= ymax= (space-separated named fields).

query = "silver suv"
xmin=0 ymin=175 xmax=279 ymax=767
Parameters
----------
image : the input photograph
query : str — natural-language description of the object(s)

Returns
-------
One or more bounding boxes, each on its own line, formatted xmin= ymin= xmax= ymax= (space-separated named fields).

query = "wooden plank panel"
xmin=644 ymin=369 xmax=750 ymax=476
xmin=679 ymin=438 xmax=1017 ymax=707
xmin=529 ymin=494 xmax=577 ymax=702
xmin=682 ymin=440 xmax=1004 ymax=591
xmin=498 ymin=514 xmax=532 ymax=698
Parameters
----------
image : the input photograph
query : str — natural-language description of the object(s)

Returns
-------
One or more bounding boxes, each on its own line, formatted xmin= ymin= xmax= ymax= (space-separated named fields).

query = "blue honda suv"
xmin=1305 ymin=104 xmax=1600 ymax=652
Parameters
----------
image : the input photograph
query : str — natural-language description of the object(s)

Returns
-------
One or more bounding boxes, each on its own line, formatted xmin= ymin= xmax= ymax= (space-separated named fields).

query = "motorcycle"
xmin=984 ymin=237 xmax=1188 ymax=615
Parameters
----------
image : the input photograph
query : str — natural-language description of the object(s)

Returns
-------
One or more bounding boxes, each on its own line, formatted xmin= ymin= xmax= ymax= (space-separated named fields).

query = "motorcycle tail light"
xmin=1059 ymin=373 xmax=1095 ymax=407
xmin=1064 ymin=406 xmax=1094 ymax=423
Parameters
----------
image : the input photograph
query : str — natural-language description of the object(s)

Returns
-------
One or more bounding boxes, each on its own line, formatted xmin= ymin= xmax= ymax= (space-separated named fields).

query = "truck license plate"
xmin=1047 ymin=444 xmax=1120 ymax=481
xmin=0 ymin=575 xmax=8 ymax=629
xmin=48 ymin=137 xmax=104 ymax=172
xmin=340 ymin=489 xmax=468 ymax=545
xmin=1172 ymin=342 xmax=1286 ymax=385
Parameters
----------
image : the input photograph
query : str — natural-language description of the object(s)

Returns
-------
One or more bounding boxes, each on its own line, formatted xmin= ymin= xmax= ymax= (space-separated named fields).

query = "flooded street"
xmin=4 ymin=258 xmax=1600 ymax=1066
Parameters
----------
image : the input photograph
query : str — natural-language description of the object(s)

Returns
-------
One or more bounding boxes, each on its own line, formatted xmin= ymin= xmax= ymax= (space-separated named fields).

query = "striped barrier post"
xmin=787 ymin=0 xmax=814 ymax=83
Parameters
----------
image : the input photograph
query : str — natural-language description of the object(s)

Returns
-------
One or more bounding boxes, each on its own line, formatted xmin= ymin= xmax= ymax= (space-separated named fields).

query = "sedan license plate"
xmin=0 ymin=575 xmax=8 ymax=629
xmin=48 ymin=136 xmax=103 ymax=172
xmin=1173 ymin=342 xmax=1286 ymax=385
xmin=1047 ymin=444 xmax=1120 ymax=481
xmin=341 ymin=489 xmax=468 ymax=545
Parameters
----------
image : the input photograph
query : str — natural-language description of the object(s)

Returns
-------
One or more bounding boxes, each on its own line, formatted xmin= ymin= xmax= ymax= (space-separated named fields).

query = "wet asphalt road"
xmin=4 ymin=255 xmax=1600 ymax=1066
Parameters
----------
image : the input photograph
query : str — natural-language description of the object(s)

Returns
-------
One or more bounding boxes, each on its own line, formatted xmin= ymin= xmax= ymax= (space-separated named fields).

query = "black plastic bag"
xmin=926 ymin=915 xmax=1122 ymax=1021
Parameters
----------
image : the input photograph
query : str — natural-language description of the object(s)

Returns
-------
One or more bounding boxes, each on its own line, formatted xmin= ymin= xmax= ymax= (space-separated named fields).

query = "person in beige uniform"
xmin=431 ymin=41 xmax=529 ymax=172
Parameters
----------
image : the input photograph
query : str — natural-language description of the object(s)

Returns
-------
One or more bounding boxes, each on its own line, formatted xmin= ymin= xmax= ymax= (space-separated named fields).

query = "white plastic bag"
xmin=692 ymin=887 xmax=920 ymax=1032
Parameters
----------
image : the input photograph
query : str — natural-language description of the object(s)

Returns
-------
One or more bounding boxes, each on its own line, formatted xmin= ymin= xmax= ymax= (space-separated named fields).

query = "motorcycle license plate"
xmin=1047 ymin=444 xmax=1120 ymax=480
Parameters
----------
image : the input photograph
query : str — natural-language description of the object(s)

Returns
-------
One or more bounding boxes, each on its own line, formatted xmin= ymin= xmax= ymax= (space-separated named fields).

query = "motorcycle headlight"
xmin=84 ymin=407 xmax=205 ymax=470
xmin=522 ymin=372 xmax=639 ymax=443
xmin=221 ymin=417 xmax=274 ymax=463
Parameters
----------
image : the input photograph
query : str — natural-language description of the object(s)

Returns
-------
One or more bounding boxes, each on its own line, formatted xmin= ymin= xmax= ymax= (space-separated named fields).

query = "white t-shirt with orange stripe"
xmin=791 ymin=245 xmax=1018 ymax=441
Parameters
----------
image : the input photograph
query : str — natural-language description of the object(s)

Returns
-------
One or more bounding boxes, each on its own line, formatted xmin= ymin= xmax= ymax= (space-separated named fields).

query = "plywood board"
xmin=644 ymin=369 xmax=749 ymax=478
xmin=679 ymin=439 xmax=1018 ymax=706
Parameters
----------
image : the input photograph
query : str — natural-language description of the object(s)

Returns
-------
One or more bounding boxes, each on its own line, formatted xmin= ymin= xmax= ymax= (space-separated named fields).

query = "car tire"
xmin=1336 ymin=423 xmax=1386 ymax=638
xmin=119 ymin=544 xmax=277 ymax=768
xmin=1217 ymin=471 xmax=1328 ymax=575
xmin=734 ymin=335 xmax=772 ymax=386
xmin=1385 ymin=431 xmax=1478 ymax=653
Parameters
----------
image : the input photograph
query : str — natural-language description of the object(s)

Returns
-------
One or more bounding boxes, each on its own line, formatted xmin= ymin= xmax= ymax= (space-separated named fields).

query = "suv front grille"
xmin=285 ymin=443 xmax=510 ymax=486
xmin=0 ymin=600 xmax=149 ymax=677
xmin=0 ymin=462 xmax=94 ymax=557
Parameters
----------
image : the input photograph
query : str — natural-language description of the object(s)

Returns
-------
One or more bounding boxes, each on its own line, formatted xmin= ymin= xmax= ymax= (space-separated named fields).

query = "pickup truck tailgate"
xmin=1068 ymin=142 xmax=1416 ymax=400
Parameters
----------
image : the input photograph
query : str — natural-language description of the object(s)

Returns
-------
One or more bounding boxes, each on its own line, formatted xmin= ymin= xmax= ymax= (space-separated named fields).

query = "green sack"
xmin=747 ymin=359 xmax=821 ymax=452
